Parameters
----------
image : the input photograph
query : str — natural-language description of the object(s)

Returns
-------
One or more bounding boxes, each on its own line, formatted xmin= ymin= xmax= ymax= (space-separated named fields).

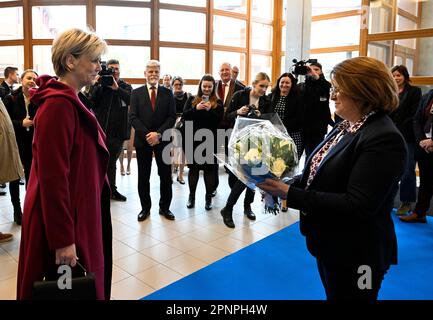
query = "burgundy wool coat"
xmin=17 ymin=75 xmax=112 ymax=300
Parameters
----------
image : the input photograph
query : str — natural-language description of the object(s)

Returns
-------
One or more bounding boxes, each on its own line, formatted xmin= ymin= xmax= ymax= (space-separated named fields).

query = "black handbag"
xmin=33 ymin=261 xmax=96 ymax=300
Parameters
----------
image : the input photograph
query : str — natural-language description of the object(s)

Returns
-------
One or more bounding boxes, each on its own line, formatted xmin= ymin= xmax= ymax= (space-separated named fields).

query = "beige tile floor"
xmin=0 ymin=159 xmax=299 ymax=300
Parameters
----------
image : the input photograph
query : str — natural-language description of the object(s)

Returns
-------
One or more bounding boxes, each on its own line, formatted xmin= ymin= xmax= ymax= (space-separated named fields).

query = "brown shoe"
xmin=399 ymin=212 xmax=427 ymax=223
xmin=0 ymin=232 xmax=13 ymax=243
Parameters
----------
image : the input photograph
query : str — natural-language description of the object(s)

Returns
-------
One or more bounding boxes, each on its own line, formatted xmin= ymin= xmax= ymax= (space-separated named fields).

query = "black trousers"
xmin=414 ymin=151 xmax=433 ymax=216
xmin=214 ymin=134 xmax=230 ymax=191
xmin=226 ymin=172 xmax=255 ymax=209
xmin=316 ymin=259 xmax=387 ymax=301
xmin=9 ymin=146 xmax=32 ymax=211
xmin=136 ymin=143 xmax=172 ymax=212
xmin=106 ymin=137 xmax=124 ymax=192
xmin=188 ymin=164 xmax=216 ymax=197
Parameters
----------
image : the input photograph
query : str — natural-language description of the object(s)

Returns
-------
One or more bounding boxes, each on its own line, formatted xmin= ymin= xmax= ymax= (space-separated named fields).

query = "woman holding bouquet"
xmin=182 ymin=74 xmax=223 ymax=210
xmin=258 ymin=57 xmax=407 ymax=300
xmin=220 ymin=72 xmax=271 ymax=228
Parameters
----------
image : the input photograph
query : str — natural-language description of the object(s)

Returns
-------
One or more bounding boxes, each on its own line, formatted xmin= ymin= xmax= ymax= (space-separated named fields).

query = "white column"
xmin=284 ymin=0 xmax=312 ymax=72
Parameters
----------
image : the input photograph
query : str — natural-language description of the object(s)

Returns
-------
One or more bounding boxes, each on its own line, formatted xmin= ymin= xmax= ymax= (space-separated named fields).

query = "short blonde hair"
xmin=252 ymin=72 xmax=270 ymax=85
xmin=331 ymin=57 xmax=399 ymax=114
xmin=51 ymin=28 xmax=107 ymax=77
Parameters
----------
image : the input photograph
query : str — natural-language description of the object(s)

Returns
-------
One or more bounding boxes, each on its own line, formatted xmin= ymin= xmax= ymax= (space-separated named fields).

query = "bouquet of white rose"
xmin=224 ymin=114 xmax=299 ymax=214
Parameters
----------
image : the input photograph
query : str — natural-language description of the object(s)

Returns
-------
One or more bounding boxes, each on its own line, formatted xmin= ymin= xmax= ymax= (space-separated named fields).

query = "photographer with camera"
xmin=220 ymin=72 xmax=271 ymax=228
xmin=88 ymin=59 xmax=132 ymax=202
xmin=296 ymin=61 xmax=333 ymax=159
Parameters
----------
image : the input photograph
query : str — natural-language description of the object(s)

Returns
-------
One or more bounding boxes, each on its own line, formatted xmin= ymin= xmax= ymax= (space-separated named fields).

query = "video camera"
xmin=291 ymin=58 xmax=318 ymax=76
xmin=98 ymin=62 xmax=115 ymax=87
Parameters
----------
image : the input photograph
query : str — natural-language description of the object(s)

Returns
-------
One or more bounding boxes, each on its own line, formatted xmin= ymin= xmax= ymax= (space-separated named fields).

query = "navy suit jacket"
xmin=287 ymin=112 xmax=407 ymax=270
xmin=129 ymin=84 xmax=176 ymax=148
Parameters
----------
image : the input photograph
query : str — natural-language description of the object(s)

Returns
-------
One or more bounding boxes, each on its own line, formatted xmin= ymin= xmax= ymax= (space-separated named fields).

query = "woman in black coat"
xmin=268 ymin=72 xmax=304 ymax=157
xmin=258 ymin=57 xmax=406 ymax=301
xmin=4 ymin=69 xmax=38 ymax=225
xmin=220 ymin=72 xmax=271 ymax=228
xmin=182 ymin=74 xmax=223 ymax=210
xmin=389 ymin=65 xmax=422 ymax=215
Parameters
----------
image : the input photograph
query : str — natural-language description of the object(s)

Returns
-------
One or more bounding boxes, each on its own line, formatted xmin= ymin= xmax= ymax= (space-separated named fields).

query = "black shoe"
xmin=159 ymin=209 xmax=175 ymax=221
xmin=205 ymin=195 xmax=212 ymax=211
xmin=0 ymin=183 xmax=6 ymax=188
xmin=111 ymin=190 xmax=127 ymax=202
xmin=19 ymin=180 xmax=24 ymax=185
xmin=220 ymin=207 xmax=235 ymax=228
xmin=0 ymin=191 xmax=6 ymax=196
xmin=14 ymin=209 xmax=22 ymax=226
xmin=210 ymin=190 xmax=217 ymax=197
xmin=138 ymin=209 xmax=151 ymax=222
xmin=186 ymin=195 xmax=195 ymax=209
xmin=244 ymin=206 xmax=256 ymax=221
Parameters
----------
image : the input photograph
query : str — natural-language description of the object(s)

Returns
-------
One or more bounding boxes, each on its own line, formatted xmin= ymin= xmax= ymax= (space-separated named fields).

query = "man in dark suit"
xmin=130 ymin=60 xmax=176 ymax=221
xmin=0 ymin=66 xmax=19 ymax=100
xmin=213 ymin=62 xmax=245 ymax=195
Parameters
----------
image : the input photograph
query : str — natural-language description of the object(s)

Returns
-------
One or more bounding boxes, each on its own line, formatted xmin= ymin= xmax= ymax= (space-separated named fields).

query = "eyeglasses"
xmin=330 ymin=87 xmax=341 ymax=96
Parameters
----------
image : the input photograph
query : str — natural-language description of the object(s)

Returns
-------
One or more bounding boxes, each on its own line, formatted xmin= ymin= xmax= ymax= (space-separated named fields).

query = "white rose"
xmin=244 ymin=148 xmax=261 ymax=164
xmin=270 ymin=158 xmax=287 ymax=177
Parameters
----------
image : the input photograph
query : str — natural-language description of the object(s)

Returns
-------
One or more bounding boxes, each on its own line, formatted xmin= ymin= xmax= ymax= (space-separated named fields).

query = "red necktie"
xmin=218 ymin=82 xmax=225 ymax=101
xmin=150 ymin=86 xmax=156 ymax=111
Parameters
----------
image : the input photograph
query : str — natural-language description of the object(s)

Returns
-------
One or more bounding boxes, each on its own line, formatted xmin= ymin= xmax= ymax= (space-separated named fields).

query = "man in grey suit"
xmin=129 ymin=60 xmax=176 ymax=221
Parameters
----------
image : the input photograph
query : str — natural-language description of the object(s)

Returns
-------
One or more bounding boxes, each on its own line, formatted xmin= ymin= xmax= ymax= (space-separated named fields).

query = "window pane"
xmin=160 ymin=10 xmax=206 ymax=43
xmin=398 ymin=0 xmax=418 ymax=15
xmin=368 ymin=41 xmax=393 ymax=67
xmin=214 ymin=0 xmax=247 ymax=14
xmin=96 ymin=6 xmax=150 ymax=40
xmin=281 ymin=26 xmax=286 ymax=51
xmin=420 ymin=1 xmax=433 ymax=28
xmin=369 ymin=1 xmax=393 ymax=33
xmin=0 ymin=7 xmax=23 ymax=40
xmin=281 ymin=57 xmax=286 ymax=75
xmin=250 ymin=54 xmax=272 ymax=82
xmin=212 ymin=50 xmax=246 ymax=81
xmin=102 ymin=46 xmax=150 ymax=78
xmin=282 ymin=1 xmax=287 ymax=21
xmin=310 ymin=51 xmax=359 ymax=80
xmin=160 ymin=0 xmax=205 ymax=6
xmin=213 ymin=16 xmax=247 ymax=47
xmin=251 ymin=0 xmax=273 ymax=20
xmin=32 ymin=6 xmax=86 ymax=39
xmin=160 ymin=48 xmax=205 ymax=79
xmin=33 ymin=45 xmax=54 ymax=76
xmin=183 ymin=84 xmax=198 ymax=95
xmin=251 ymin=23 xmax=272 ymax=51
xmin=396 ymin=14 xmax=417 ymax=31
xmin=0 ymin=46 xmax=24 ymax=78
xmin=312 ymin=0 xmax=361 ymax=15
xmin=311 ymin=16 xmax=360 ymax=48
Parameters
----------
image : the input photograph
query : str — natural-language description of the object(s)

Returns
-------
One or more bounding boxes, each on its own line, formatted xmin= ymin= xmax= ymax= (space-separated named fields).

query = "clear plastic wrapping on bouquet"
xmin=221 ymin=113 xmax=299 ymax=214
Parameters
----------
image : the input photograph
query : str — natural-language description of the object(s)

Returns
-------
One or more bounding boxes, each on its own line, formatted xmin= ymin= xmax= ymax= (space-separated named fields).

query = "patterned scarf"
xmin=305 ymin=110 xmax=376 ymax=189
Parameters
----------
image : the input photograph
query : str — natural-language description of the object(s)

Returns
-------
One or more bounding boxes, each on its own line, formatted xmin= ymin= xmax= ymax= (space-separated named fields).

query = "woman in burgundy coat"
xmin=17 ymin=28 xmax=112 ymax=300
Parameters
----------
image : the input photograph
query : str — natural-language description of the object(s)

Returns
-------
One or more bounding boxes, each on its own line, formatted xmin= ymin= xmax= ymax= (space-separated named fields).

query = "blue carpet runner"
xmin=144 ymin=212 xmax=433 ymax=300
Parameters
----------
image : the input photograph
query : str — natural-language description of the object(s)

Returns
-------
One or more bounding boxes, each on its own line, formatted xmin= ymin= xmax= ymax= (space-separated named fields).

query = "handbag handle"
xmin=75 ymin=261 xmax=87 ymax=276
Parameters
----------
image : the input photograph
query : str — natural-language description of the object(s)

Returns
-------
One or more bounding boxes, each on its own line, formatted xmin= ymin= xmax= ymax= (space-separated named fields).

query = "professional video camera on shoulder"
xmin=98 ymin=61 xmax=115 ymax=87
xmin=291 ymin=58 xmax=318 ymax=76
